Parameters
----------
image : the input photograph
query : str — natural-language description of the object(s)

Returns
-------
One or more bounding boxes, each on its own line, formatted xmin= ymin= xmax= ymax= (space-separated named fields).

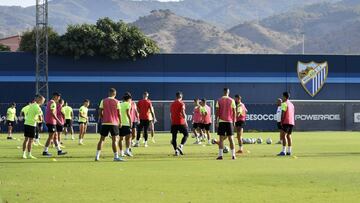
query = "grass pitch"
xmin=0 ymin=131 xmax=360 ymax=203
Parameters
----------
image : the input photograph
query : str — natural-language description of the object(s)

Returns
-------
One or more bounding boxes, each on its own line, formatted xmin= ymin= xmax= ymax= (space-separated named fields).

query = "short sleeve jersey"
xmin=78 ymin=106 xmax=88 ymax=122
xmin=170 ymin=100 xmax=186 ymax=125
xmin=120 ymin=101 xmax=131 ymax=126
xmin=137 ymin=99 xmax=152 ymax=120
xmin=6 ymin=107 xmax=16 ymax=121
xmin=62 ymin=106 xmax=73 ymax=120
xmin=25 ymin=103 xmax=42 ymax=127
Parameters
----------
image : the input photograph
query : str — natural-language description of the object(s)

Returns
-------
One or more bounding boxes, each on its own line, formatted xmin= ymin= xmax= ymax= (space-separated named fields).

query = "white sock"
xmin=126 ymin=148 xmax=130 ymax=153
xmin=145 ymin=141 xmax=148 ymax=145
xmin=28 ymin=151 xmax=32 ymax=156
xmin=44 ymin=147 xmax=49 ymax=152
xmin=180 ymin=144 xmax=184 ymax=148
xmin=114 ymin=152 xmax=119 ymax=159
xmin=282 ymin=146 xmax=286 ymax=153
xmin=231 ymin=149 xmax=235 ymax=157
xmin=288 ymin=147 xmax=292 ymax=153
xmin=218 ymin=149 xmax=223 ymax=157
xmin=35 ymin=139 xmax=39 ymax=143
xmin=55 ymin=141 xmax=61 ymax=151
xmin=120 ymin=150 xmax=124 ymax=156
xmin=23 ymin=151 xmax=26 ymax=156
xmin=79 ymin=139 xmax=83 ymax=143
xmin=96 ymin=150 xmax=101 ymax=159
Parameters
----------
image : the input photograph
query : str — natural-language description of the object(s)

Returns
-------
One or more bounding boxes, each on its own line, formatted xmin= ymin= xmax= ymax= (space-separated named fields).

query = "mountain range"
xmin=1 ymin=0 xmax=359 ymax=54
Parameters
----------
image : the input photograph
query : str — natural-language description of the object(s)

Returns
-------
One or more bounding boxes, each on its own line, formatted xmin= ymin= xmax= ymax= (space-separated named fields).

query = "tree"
xmin=0 ymin=44 xmax=11 ymax=51
xmin=19 ymin=18 xmax=159 ymax=60
xmin=19 ymin=27 xmax=60 ymax=54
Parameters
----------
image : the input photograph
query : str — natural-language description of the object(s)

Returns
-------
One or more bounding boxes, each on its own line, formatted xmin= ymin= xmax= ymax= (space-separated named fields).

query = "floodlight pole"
xmin=35 ymin=0 xmax=49 ymax=101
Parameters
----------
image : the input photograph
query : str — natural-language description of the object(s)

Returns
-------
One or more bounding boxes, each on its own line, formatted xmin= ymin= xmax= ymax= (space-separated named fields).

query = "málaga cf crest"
xmin=297 ymin=61 xmax=328 ymax=97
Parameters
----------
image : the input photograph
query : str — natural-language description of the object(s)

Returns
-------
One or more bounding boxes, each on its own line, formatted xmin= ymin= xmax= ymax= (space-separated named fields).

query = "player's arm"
xmin=118 ymin=102 xmax=122 ymax=128
xmin=150 ymin=104 xmax=156 ymax=121
xmin=281 ymin=102 xmax=287 ymax=122
xmin=232 ymin=101 xmax=236 ymax=125
xmin=126 ymin=107 xmax=131 ymax=128
xmin=14 ymin=109 xmax=18 ymax=121
xmin=215 ymin=101 xmax=219 ymax=124
xmin=98 ymin=100 xmax=104 ymax=121
xmin=181 ymin=104 xmax=187 ymax=127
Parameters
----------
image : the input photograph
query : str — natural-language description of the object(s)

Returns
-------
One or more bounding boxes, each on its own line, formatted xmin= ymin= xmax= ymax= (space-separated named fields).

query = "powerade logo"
xmin=246 ymin=114 xmax=341 ymax=121
xmin=295 ymin=114 xmax=340 ymax=121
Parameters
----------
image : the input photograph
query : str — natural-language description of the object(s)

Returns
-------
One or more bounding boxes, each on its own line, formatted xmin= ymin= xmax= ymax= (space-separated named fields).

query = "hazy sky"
xmin=0 ymin=0 xmax=181 ymax=7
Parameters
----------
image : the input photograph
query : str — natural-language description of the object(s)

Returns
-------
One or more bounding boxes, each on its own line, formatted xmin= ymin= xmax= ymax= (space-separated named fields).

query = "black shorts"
xmin=64 ymin=119 xmax=73 ymax=127
xmin=37 ymin=122 xmax=43 ymax=129
xmin=171 ymin=125 xmax=188 ymax=134
xmin=132 ymin=122 xmax=137 ymax=129
xmin=7 ymin=120 xmax=15 ymax=127
xmin=277 ymin=122 xmax=283 ymax=130
xmin=201 ymin=123 xmax=211 ymax=131
xmin=46 ymin=124 xmax=57 ymax=133
xmin=120 ymin=126 xmax=131 ymax=137
xmin=217 ymin=122 xmax=234 ymax=136
xmin=100 ymin=125 xmax=119 ymax=137
xmin=56 ymin=125 xmax=64 ymax=132
xmin=235 ymin=121 xmax=245 ymax=128
xmin=78 ymin=121 xmax=87 ymax=125
xmin=138 ymin=119 xmax=150 ymax=130
xmin=24 ymin=125 xmax=36 ymax=138
xmin=282 ymin=124 xmax=294 ymax=134
xmin=193 ymin=123 xmax=201 ymax=129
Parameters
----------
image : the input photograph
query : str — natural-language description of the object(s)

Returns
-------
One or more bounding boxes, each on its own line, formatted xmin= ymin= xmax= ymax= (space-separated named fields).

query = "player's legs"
xmin=150 ymin=121 xmax=156 ymax=143
xmin=228 ymin=135 xmax=236 ymax=159
xmin=142 ymin=120 xmax=149 ymax=146
xmin=43 ymin=124 xmax=66 ymax=156
xmin=7 ymin=122 xmax=13 ymax=139
xmin=112 ymin=135 xmax=122 ymax=161
xmin=22 ymin=137 xmax=29 ymax=158
xmin=124 ymin=134 xmax=132 ymax=157
xmin=131 ymin=122 xmax=137 ymax=145
xmin=217 ymin=135 xmax=225 ymax=159
xmin=79 ymin=123 xmax=86 ymax=144
xmin=171 ymin=125 xmax=179 ymax=155
xmin=286 ymin=130 xmax=292 ymax=155
xmin=236 ymin=126 xmax=244 ymax=153
xmin=135 ymin=121 xmax=143 ymax=146
xmin=278 ymin=127 xmax=287 ymax=156
xmin=178 ymin=125 xmax=188 ymax=155
xmin=95 ymin=136 xmax=106 ymax=161
xmin=35 ymin=123 xmax=43 ymax=146
xmin=118 ymin=136 xmax=124 ymax=156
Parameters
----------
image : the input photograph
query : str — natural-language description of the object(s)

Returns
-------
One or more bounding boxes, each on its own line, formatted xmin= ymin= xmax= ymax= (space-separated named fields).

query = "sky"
xmin=0 ymin=0 xmax=181 ymax=7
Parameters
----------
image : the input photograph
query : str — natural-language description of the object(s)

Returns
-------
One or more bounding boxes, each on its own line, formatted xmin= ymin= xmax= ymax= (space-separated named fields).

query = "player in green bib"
xmin=22 ymin=95 xmax=45 ymax=159
xmin=6 ymin=103 xmax=17 ymax=140
xmin=62 ymin=101 xmax=74 ymax=140
xmin=78 ymin=99 xmax=90 ymax=145
xmin=20 ymin=102 xmax=31 ymax=120
xmin=119 ymin=93 xmax=133 ymax=157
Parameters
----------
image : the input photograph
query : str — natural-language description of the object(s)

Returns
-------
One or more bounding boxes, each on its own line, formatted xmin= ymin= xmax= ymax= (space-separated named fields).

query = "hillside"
xmin=0 ymin=0 xmax=339 ymax=37
xmin=257 ymin=0 xmax=360 ymax=54
xmin=228 ymin=22 xmax=301 ymax=52
xmin=132 ymin=10 xmax=277 ymax=54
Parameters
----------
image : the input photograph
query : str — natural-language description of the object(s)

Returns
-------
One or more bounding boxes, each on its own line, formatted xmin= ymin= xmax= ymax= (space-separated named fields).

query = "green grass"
xmin=1 ymin=132 xmax=360 ymax=203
